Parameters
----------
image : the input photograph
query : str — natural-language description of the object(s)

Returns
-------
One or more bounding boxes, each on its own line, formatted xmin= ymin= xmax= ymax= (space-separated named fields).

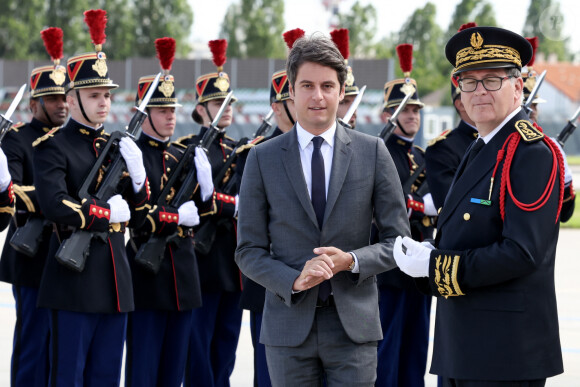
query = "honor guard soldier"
xmin=237 ymin=28 xmax=302 ymax=387
xmin=32 ymin=10 xmax=150 ymax=386
xmin=179 ymin=39 xmax=243 ymax=387
xmin=0 ymin=151 xmax=13 ymax=231
xmin=124 ymin=37 xmax=215 ymax=387
xmin=375 ymin=43 xmax=435 ymax=387
xmin=394 ymin=26 xmax=565 ymax=386
xmin=523 ymin=36 xmax=575 ymax=222
xmin=331 ymin=28 xmax=360 ymax=129
xmin=0 ymin=27 xmax=69 ymax=387
xmin=425 ymin=23 xmax=480 ymax=211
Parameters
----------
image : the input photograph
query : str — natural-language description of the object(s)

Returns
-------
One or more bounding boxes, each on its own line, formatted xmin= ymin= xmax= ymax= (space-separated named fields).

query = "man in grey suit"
xmin=235 ymin=34 xmax=410 ymax=386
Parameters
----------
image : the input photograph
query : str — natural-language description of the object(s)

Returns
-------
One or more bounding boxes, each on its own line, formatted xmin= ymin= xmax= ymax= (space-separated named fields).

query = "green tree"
xmin=0 ymin=0 xmax=47 ymax=59
xmin=396 ymin=2 xmax=446 ymax=96
xmin=337 ymin=1 xmax=377 ymax=58
xmin=217 ymin=0 xmax=286 ymax=59
xmin=446 ymin=0 xmax=497 ymax=41
xmin=133 ymin=0 xmax=193 ymax=57
xmin=523 ymin=0 xmax=570 ymax=61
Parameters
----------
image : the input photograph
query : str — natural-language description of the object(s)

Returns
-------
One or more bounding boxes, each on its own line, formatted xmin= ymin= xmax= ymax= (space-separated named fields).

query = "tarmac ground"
xmin=0 ymin=223 xmax=578 ymax=386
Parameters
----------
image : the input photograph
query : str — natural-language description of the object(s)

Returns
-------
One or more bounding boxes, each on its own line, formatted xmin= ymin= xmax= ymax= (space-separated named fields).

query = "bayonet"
xmin=338 ymin=85 xmax=366 ymax=129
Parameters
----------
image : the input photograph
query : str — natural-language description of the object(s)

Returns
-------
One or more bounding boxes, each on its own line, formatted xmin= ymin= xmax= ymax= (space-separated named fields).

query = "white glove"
xmin=107 ymin=194 xmax=131 ymax=223
xmin=195 ymin=147 xmax=214 ymax=201
xmin=393 ymin=236 xmax=431 ymax=277
xmin=0 ymin=148 xmax=11 ymax=192
xmin=234 ymin=194 xmax=239 ymax=217
xmin=422 ymin=193 xmax=438 ymax=216
xmin=550 ymin=137 xmax=573 ymax=184
xmin=119 ymin=137 xmax=146 ymax=192
xmin=177 ymin=200 xmax=200 ymax=227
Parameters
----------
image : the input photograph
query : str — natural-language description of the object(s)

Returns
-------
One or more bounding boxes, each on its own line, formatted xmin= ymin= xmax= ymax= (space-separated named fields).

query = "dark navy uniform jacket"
xmin=0 ymin=119 xmax=53 ymax=287
xmin=238 ymin=126 xmax=283 ymax=312
xmin=377 ymin=134 xmax=433 ymax=290
xmin=425 ymin=120 xmax=478 ymax=210
xmin=0 ymin=183 xmax=14 ymax=231
xmin=421 ymin=110 xmax=563 ymax=380
xmin=33 ymin=119 xmax=150 ymax=313
xmin=177 ymin=127 xmax=239 ymax=293
xmin=127 ymin=133 xmax=213 ymax=311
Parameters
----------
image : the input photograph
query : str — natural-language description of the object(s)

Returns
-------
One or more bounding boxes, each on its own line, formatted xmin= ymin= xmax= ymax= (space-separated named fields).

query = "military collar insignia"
xmin=515 ymin=120 xmax=544 ymax=143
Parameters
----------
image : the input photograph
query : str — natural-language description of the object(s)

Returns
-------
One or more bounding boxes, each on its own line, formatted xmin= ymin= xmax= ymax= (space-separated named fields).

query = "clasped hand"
xmin=392 ymin=236 xmax=433 ymax=278
xmin=292 ymin=247 xmax=351 ymax=292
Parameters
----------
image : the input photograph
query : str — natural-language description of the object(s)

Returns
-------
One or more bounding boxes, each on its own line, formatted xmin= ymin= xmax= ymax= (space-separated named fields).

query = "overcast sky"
xmin=188 ymin=0 xmax=579 ymax=57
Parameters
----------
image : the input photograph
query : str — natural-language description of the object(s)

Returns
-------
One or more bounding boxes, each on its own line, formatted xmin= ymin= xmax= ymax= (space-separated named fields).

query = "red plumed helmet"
xmin=526 ymin=36 xmax=539 ymax=68
xmin=330 ymin=28 xmax=350 ymax=61
xmin=155 ymin=37 xmax=176 ymax=74
xmin=282 ymin=28 xmax=305 ymax=49
xmin=458 ymin=22 xmax=477 ymax=32
xmin=208 ymin=39 xmax=227 ymax=71
xmin=40 ymin=27 xmax=63 ymax=65
xmin=396 ymin=43 xmax=413 ymax=77
xmin=84 ymin=9 xmax=107 ymax=50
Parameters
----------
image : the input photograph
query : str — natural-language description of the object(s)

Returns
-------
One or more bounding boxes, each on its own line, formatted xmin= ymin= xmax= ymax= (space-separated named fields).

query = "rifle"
xmin=0 ymin=84 xmax=26 ymax=144
xmin=133 ymin=145 xmax=196 ymax=272
xmin=338 ymin=85 xmax=366 ymax=129
xmin=379 ymin=91 xmax=413 ymax=143
xmin=522 ymin=70 xmax=547 ymax=117
xmin=134 ymin=91 xmax=235 ymax=271
xmin=54 ymin=73 xmax=161 ymax=272
xmin=253 ymin=109 xmax=274 ymax=138
xmin=556 ymin=105 xmax=580 ymax=146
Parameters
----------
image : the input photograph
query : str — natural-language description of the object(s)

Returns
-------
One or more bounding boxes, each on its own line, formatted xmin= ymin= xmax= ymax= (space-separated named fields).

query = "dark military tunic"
xmin=127 ymin=133 xmax=213 ymax=311
xmin=0 ymin=184 xmax=13 ymax=231
xmin=177 ymin=127 xmax=238 ymax=292
xmin=423 ymin=110 xmax=563 ymax=380
xmin=425 ymin=119 xmax=478 ymax=210
xmin=0 ymin=119 xmax=53 ymax=287
xmin=33 ymin=119 xmax=150 ymax=313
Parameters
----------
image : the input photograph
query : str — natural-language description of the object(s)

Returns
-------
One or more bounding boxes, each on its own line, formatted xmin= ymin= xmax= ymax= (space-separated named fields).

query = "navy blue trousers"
xmin=250 ymin=311 xmax=272 ymax=387
xmin=376 ymin=287 xmax=432 ymax=387
xmin=125 ymin=309 xmax=192 ymax=387
xmin=11 ymin=286 xmax=49 ymax=387
xmin=48 ymin=310 xmax=126 ymax=387
xmin=185 ymin=291 xmax=242 ymax=387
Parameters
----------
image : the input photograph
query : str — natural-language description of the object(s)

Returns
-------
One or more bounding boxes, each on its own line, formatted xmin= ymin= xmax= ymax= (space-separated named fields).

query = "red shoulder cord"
xmin=495 ymin=124 xmax=564 ymax=223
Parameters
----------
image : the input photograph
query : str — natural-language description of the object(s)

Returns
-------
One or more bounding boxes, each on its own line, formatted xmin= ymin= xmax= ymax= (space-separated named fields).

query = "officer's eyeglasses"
xmin=457 ymin=76 xmax=514 ymax=92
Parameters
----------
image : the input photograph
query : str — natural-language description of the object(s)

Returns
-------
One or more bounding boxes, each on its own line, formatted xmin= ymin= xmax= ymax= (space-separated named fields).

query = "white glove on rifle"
xmin=107 ymin=194 xmax=131 ymax=223
xmin=195 ymin=147 xmax=214 ymax=201
xmin=178 ymin=200 xmax=200 ymax=227
xmin=393 ymin=236 xmax=431 ymax=278
xmin=0 ymin=148 xmax=11 ymax=192
xmin=119 ymin=137 xmax=146 ymax=192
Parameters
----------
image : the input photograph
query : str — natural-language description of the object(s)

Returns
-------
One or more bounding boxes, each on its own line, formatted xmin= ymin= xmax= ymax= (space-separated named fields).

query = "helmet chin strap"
xmin=38 ymin=97 xmax=56 ymax=127
xmin=75 ymin=89 xmax=94 ymax=126
xmin=146 ymin=107 xmax=163 ymax=138
xmin=282 ymin=100 xmax=295 ymax=126
xmin=397 ymin=118 xmax=412 ymax=137
xmin=203 ymin=103 xmax=214 ymax=127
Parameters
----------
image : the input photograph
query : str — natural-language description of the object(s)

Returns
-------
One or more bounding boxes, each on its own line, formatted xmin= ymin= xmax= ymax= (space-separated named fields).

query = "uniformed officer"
xmin=375 ymin=43 xmax=435 ymax=387
xmin=330 ymin=28 xmax=360 ymax=129
xmin=522 ymin=36 xmax=575 ymax=222
xmin=124 ymin=37 xmax=215 ymax=387
xmin=32 ymin=10 xmax=150 ymax=386
xmin=237 ymin=28 xmax=302 ymax=387
xmin=179 ymin=39 xmax=243 ymax=387
xmin=0 ymin=27 xmax=69 ymax=387
xmin=425 ymin=70 xmax=478 ymax=210
xmin=0 ymin=149 xmax=13 ymax=231
xmin=394 ymin=25 xmax=564 ymax=386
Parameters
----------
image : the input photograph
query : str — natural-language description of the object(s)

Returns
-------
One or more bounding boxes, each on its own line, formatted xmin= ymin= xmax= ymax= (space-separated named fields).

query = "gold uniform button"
xmin=104 ymin=211 xmax=109 ymax=217
xmin=463 ymin=213 xmax=471 ymax=221
xmin=438 ymin=207 xmax=442 ymax=214
xmin=165 ymin=154 xmax=169 ymax=160
xmin=92 ymin=208 xmax=97 ymax=213
xmin=173 ymin=216 xmax=178 ymax=221
xmin=99 ymin=209 xmax=103 ymax=215
xmin=162 ymin=214 xmax=166 ymax=219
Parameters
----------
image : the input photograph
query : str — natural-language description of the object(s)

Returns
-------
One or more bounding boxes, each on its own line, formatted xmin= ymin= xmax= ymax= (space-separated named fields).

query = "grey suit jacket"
xmin=235 ymin=123 xmax=410 ymax=347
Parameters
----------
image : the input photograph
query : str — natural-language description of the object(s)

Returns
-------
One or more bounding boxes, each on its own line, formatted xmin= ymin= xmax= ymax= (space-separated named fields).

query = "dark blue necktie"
xmin=311 ymin=136 xmax=326 ymax=229
xmin=311 ymin=136 xmax=331 ymax=301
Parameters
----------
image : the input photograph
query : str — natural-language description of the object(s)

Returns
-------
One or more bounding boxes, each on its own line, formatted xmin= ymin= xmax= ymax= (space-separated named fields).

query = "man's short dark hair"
xmin=286 ymin=34 xmax=347 ymax=90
